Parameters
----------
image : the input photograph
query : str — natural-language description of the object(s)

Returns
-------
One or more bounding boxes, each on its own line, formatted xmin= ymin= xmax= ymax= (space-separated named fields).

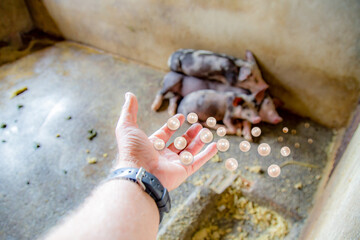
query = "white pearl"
xmin=280 ymin=146 xmax=291 ymax=157
xmin=187 ymin=113 xmax=198 ymax=124
xmin=291 ymin=129 xmax=297 ymax=135
xmin=251 ymin=127 xmax=261 ymax=137
xmin=216 ymin=127 xmax=226 ymax=137
xmin=304 ymin=122 xmax=310 ymax=128
xmin=153 ymin=139 xmax=165 ymax=151
xmin=294 ymin=142 xmax=300 ymax=148
xmin=308 ymin=138 xmax=313 ymax=144
xmin=167 ymin=117 xmax=180 ymax=131
xmin=267 ymin=164 xmax=281 ymax=178
xmin=239 ymin=140 xmax=251 ymax=152
xmin=200 ymin=128 xmax=213 ymax=143
xmin=179 ymin=151 xmax=194 ymax=165
xmin=225 ymin=158 xmax=238 ymax=171
xmin=174 ymin=136 xmax=187 ymax=150
xmin=206 ymin=117 xmax=216 ymax=128
xmin=257 ymin=143 xmax=271 ymax=156
xmin=217 ymin=139 xmax=230 ymax=152
xmin=277 ymin=136 xmax=284 ymax=142
xmin=282 ymin=127 xmax=288 ymax=133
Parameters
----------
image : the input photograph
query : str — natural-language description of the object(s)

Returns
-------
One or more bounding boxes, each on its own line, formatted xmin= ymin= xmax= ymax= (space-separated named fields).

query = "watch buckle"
xmin=136 ymin=167 xmax=146 ymax=191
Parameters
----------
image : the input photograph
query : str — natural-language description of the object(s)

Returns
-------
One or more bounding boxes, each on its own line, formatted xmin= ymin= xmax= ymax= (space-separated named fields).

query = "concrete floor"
xmin=0 ymin=42 xmax=334 ymax=239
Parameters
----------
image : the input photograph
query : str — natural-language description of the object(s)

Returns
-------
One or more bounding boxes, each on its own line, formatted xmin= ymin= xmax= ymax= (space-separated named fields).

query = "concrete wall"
xmin=0 ymin=0 xmax=33 ymax=42
xmin=42 ymin=0 xmax=360 ymax=127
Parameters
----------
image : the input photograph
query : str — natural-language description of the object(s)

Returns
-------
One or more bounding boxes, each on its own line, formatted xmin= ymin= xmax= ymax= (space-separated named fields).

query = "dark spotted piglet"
xmin=177 ymin=90 xmax=261 ymax=135
xmin=168 ymin=49 xmax=268 ymax=95
xmin=151 ymin=71 xmax=254 ymax=116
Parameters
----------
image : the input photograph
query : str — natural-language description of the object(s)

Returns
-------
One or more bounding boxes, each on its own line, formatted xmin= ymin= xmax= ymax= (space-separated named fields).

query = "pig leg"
xmin=233 ymin=120 xmax=242 ymax=136
xmin=151 ymin=72 xmax=183 ymax=111
xmin=223 ymin=112 xmax=238 ymax=135
xmin=168 ymin=95 xmax=181 ymax=116
xmin=151 ymin=91 xmax=164 ymax=111
xmin=242 ymin=120 xmax=252 ymax=141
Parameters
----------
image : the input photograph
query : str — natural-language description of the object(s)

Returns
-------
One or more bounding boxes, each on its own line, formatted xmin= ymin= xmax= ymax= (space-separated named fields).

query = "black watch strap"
xmin=107 ymin=167 xmax=171 ymax=223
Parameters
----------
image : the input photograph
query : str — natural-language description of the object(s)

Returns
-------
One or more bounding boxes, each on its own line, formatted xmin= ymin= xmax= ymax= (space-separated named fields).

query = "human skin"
xmin=44 ymin=92 xmax=218 ymax=240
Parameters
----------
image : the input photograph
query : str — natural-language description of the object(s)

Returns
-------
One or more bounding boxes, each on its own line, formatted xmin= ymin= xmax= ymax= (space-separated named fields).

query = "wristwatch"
xmin=107 ymin=167 xmax=171 ymax=223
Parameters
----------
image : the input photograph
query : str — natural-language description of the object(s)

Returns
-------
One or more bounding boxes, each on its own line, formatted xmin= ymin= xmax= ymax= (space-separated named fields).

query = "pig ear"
xmin=233 ymin=97 xmax=244 ymax=106
xmin=245 ymin=50 xmax=255 ymax=63
xmin=239 ymin=67 xmax=251 ymax=81
xmin=255 ymin=90 xmax=266 ymax=104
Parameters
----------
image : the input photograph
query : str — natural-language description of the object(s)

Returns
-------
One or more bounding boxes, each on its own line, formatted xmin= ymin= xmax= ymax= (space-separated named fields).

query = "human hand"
xmin=115 ymin=92 xmax=218 ymax=191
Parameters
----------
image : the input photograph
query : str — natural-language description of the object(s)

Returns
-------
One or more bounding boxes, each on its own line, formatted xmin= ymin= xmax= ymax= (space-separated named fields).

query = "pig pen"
xmin=0 ymin=1 xmax=359 ymax=240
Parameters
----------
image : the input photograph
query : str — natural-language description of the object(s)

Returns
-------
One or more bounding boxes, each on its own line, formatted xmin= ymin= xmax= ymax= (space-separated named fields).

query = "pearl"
xmin=216 ymin=127 xmax=226 ymax=137
xmin=217 ymin=139 xmax=230 ymax=152
xmin=200 ymin=128 xmax=213 ymax=143
xmin=187 ymin=112 xmax=198 ymax=124
xmin=206 ymin=117 xmax=217 ymax=127
xmin=277 ymin=136 xmax=284 ymax=142
xmin=174 ymin=136 xmax=187 ymax=150
xmin=239 ymin=140 xmax=251 ymax=152
xmin=282 ymin=127 xmax=289 ymax=133
xmin=291 ymin=129 xmax=297 ymax=135
xmin=167 ymin=117 xmax=180 ymax=131
xmin=308 ymin=138 xmax=313 ymax=144
xmin=258 ymin=143 xmax=271 ymax=156
xmin=153 ymin=139 xmax=165 ymax=151
xmin=304 ymin=122 xmax=310 ymax=128
xmin=267 ymin=164 xmax=281 ymax=178
xmin=280 ymin=146 xmax=291 ymax=157
xmin=294 ymin=142 xmax=300 ymax=148
xmin=251 ymin=127 xmax=261 ymax=137
xmin=225 ymin=158 xmax=238 ymax=171
xmin=179 ymin=151 xmax=194 ymax=165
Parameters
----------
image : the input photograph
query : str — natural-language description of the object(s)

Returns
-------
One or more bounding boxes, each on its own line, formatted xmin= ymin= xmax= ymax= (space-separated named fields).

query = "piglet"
xmin=151 ymin=71 xmax=254 ymax=115
xmin=177 ymin=90 xmax=261 ymax=134
xmin=255 ymin=90 xmax=283 ymax=124
xmin=168 ymin=49 xmax=269 ymax=95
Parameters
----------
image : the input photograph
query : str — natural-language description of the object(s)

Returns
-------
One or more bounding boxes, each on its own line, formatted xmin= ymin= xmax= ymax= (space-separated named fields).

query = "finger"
xmin=182 ymin=128 xmax=209 ymax=155
xmin=186 ymin=143 xmax=218 ymax=176
xmin=168 ymin=123 xmax=202 ymax=153
xmin=117 ymin=92 xmax=138 ymax=128
xmin=149 ymin=114 xmax=185 ymax=143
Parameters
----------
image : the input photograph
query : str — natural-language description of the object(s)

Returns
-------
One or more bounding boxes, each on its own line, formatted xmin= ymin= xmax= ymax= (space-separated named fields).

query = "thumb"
xmin=118 ymin=92 xmax=138 ymax=127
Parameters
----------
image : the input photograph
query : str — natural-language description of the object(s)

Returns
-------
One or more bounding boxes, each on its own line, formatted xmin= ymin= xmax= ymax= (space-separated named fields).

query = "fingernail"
xmin=125 ymin=92 xmax=130 ymax=100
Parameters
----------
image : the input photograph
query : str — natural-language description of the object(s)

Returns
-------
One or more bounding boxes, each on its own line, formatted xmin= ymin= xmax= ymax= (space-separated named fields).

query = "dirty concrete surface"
xmin=0 ymin=42 xmax=334 ymax=239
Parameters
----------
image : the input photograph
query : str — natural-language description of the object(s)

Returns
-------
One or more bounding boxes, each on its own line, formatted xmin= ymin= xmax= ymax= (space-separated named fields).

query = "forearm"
xmin=45 ymin=179 xmax=159 ymax=240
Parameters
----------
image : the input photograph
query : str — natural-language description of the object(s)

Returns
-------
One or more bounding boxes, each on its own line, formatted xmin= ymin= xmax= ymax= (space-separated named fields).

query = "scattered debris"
xmin=277 ymin=136 xmax=283 ymax=142
xmin=211 ymin=154 xmax=221 ymax=162
xmin=103 ymin=153 xmax=108 ymax=158
xmin=63 ymin=170 xmax=68 ymax=174
xmin=26 ymin=181 xmax=30 ymax=185
xmin=304 ymin=122 xmax=310 ymax=128
xmin=10 ymin=87 xmax=28 ymax=99
xmin=1 ymin=123 xmax=7 ymax=129
xmin=315 ymin=175 xmax=321 ymax=180
xmin=56 ymin=134 xmax=61 ymax=138
xmin=280 ymin=160 xmax=319 ymax=169
xmin=245 ymin=166 xmax=263 ymax=174
xmin=1 ymin=140 xmax=6 ymax=143
xmin=291 ymin=129 xmax=297 ymax=135
xmin=294 ymin=142 xmax=300 ymax=148
xmin=17 ymin=104 xmax=24 ymax=109
xmin=87 ymin=129 xmax=97 ymax=140
xmin=87 ymin=157 xmax=97 ymax=164
xmin=294 ymin=182 xmax=303 ymax=190
xmin=86 ymin=149 xmax=90 ymax=154
xmin=34 ymin=142 xmax=41 ymax=149
xmin=66 ymin=116 xmax=72 ymax=120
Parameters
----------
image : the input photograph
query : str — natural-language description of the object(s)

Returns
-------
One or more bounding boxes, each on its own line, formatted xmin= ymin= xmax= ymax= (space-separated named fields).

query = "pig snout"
xmin=259 ymin=109 xmax=283 ymax=124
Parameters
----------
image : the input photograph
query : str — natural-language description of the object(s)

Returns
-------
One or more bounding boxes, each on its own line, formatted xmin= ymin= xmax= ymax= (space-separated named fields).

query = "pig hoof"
xmin=244 ymin=135 xmax=253 ymax=142
xmin=151 ymin=95 xmax=163 ymax=111
xmin=236 ymin=129 xmax=242 ymax=136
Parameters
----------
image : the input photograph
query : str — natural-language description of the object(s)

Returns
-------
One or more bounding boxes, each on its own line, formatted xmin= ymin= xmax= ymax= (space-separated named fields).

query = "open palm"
xmin=115 ymin=93 xmax=218 ymax=191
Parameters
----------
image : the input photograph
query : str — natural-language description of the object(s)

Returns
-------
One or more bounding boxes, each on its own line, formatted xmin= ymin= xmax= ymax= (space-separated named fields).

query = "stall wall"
xmin=42 ymin=0 xmax=360 ymax=128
